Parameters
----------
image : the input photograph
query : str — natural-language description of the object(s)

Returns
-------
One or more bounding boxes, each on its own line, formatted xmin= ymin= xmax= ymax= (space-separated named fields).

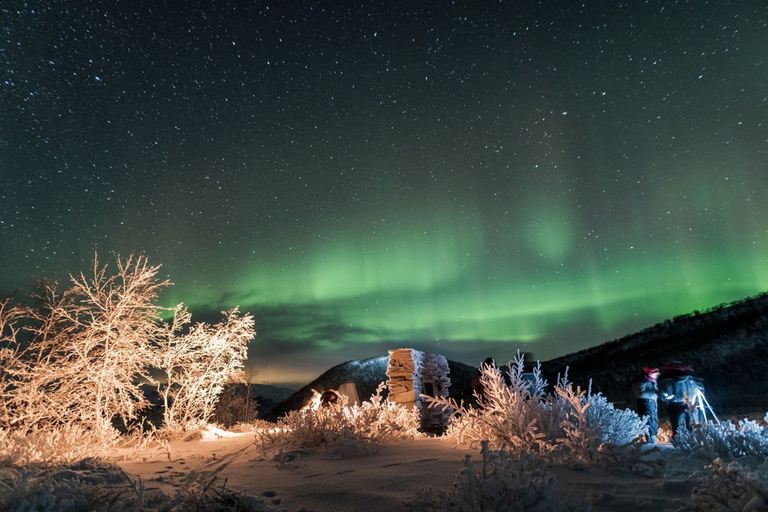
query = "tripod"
xmin=689 ymin=388 xmax=719 ymax=424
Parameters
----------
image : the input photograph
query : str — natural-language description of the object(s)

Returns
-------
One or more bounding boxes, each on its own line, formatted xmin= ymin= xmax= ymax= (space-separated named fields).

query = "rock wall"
xmin=386 ymin=348 xmax=451 ymax=432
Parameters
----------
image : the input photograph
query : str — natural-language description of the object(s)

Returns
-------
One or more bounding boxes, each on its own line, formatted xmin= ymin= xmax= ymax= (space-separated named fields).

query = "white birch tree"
xmin=154 ymin=306 xmax=255 ymax=432
xmin=4 ymin=253 xmax=169 ymax=435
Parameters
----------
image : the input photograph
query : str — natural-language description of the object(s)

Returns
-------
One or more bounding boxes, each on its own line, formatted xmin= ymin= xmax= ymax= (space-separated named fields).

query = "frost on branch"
xmin=153 ymin=305 xmax=255 ymax=434
xmin=0 ymin=298 xmax=30 ymax=430
xmin=0 ymin=424 xmax=108 ymax=465
xmin=672 ymin=412 xmax=768 ymax=508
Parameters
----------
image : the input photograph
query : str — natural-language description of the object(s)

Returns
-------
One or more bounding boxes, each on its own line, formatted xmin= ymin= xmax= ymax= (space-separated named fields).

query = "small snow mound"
xmin=200 ymin=425 xmax=248 ymax=441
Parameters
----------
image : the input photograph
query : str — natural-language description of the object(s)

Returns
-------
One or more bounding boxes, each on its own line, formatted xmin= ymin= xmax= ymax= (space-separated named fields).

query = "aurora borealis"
xmin=2 ymin=1 xmax=767 ymax=387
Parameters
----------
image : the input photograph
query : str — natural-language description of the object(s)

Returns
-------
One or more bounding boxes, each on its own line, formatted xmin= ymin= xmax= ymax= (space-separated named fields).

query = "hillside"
xmin=540 ymin=292 xmax=768 ymax=412
xmin=265 ymin=354 xmax=478 ymax=420
xmin=248 ymin=383 xmax=296 ymax=418
xmin=266 ymin=292 xmax=768 ymax=420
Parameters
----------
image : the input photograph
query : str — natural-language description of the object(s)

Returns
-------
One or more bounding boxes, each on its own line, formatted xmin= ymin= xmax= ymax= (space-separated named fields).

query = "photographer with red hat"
xmin=633 ymin=366 xmax=660 ymax=444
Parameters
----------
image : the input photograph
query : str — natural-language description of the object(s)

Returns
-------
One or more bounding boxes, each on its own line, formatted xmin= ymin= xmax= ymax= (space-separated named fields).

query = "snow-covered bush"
xmin=405 ymin=440 xmax=589 ymax=512
xmin=0 ymin=298 xmax=29 ymax=429
xmin=0 ymin=424 xmax=113 ymax=465
xmin=673 ymin=412 xmax=768 ymax=461
xmin=674 ymin=413 xmax=768 ymax=510
xmin=690 ymin=457 xmax=768 ymax=511
xmin=583 ymin=391 xmax=648 ymax=446
xmin=427 ymin=354 xmax=648 ymax=466
xmin=0 ymin=457 xmax=269 ymax=512
xmin=349 ymin=383 xmax=422 ymax=442
xmin=438 ymin=356 xmax=549 ymax=452
xmin=262 ymin=384 xmax=419 ymax=457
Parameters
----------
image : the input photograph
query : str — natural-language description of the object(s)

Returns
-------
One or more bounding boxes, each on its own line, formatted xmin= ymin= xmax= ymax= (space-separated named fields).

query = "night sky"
xmin=2 ymin=1 xmax=767 ymax=387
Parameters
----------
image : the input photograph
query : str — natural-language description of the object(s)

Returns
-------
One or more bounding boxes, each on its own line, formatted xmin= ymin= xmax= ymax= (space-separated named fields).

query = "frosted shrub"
xmin=582 ymin=389 xmax=648 ymax=446
xmin=549 ymin=384 xmax=604 ymax=464
xmin=441 ymin=356 xmax=549 ymax=452
xmin=0 ymin=458 xmax=131 ymax=512
xmin=350 ymin=383 xmax=421 ymax=442
xmin=691 ymin=457 xmax=768 ymax=511
xmin=4 ymin=255 xmax=170 ymax=436
xmin=673 ymin=413 xmax=768 ymax=508
xmin=405 ymin=440 xmax=586 ymax=512
xmin=673 ymin=412 xmax=768 ymax=461
xmin=267 ymin=384 xmax=419 ymax=457
xmin=0 ymin=425 xmax=115 ymax=465
xmin=0 ymin=457 xmax=269 ymax=512
xmin=428 ymin=354 xmax=648 ymax=467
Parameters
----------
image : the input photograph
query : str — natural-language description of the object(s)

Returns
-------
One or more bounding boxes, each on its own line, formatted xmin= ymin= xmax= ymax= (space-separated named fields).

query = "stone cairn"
xmin=386 ymin=348 xmax=451 ymax=432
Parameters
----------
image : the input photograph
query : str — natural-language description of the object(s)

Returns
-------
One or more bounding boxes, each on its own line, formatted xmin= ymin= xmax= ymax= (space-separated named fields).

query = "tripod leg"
xmin=698 ymin=391 xmax=719 ymax=424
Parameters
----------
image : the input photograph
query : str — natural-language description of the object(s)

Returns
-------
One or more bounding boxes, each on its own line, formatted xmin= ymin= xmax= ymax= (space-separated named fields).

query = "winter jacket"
xmin=658 ymin=375 xmax=704 ymax=403
xmin=633 ymin=378 xmax=658 ymax=401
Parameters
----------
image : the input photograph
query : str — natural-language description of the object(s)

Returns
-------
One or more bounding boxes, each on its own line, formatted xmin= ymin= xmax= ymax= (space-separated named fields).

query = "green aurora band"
xmin=164 ymin=172 xmax=768 ymax=364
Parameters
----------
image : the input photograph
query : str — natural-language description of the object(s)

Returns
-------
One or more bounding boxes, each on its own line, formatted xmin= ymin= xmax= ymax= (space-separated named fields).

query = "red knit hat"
xmin=643 ymin=366 xmax=660 ymax=376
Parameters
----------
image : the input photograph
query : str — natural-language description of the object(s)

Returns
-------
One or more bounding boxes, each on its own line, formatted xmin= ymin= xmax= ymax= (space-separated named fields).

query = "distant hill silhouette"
xmin=540 ymin=292 xmax=768 ymax=413
xmin=247 ymin=383 xmax=296 ymax=418
xmin=265 ymin=354 xmax=478 ymax=420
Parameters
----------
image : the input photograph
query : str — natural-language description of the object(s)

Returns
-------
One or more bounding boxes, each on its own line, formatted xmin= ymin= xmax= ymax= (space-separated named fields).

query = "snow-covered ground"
xmin=104 ymin=433 xmax=699 ymax=511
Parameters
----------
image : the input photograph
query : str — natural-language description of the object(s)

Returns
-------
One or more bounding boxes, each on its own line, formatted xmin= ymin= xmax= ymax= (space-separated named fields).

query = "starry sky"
xmin=2 ymin=1 xmax=767 ymax=388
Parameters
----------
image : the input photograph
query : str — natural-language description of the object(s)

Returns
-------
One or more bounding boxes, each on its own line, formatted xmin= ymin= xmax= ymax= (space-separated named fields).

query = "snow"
xmin=103 ymin=434 xmax=704 ymax=511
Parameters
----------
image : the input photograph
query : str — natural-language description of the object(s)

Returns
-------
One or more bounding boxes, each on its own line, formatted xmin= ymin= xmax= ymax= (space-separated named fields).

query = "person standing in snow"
xmin=658 ymin=362 xmax=697 ymax=438
xmin=633 ymin=366 xmax=660 ymax=443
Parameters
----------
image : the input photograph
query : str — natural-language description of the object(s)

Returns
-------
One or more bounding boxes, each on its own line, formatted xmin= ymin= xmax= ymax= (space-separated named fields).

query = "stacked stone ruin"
xmin=386 ymin=348 xmax=451 ymax=432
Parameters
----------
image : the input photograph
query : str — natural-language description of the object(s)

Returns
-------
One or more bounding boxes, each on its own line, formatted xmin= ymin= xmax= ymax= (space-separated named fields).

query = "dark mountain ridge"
xmin=540 ymin=291 xmax=768 ymax=412
xmin=265 ymin=354 xmax=478 ymax=420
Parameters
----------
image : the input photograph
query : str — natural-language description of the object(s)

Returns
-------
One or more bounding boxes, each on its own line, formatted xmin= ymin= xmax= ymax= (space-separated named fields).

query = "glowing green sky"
xmin=2 ymin=1 xmax=767 ymax=386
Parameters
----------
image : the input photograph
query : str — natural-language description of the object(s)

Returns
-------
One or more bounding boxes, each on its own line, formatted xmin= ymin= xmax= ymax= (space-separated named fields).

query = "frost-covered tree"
xmin=1 ymin=253 xmax=257 ymax=462
xmin=0 ymin=298 xmax=30 ymax=429
xmin=154 ymin=305 xmax=255 ymax=432
xmin=3 ymin=254 xmax=168 ymax=435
